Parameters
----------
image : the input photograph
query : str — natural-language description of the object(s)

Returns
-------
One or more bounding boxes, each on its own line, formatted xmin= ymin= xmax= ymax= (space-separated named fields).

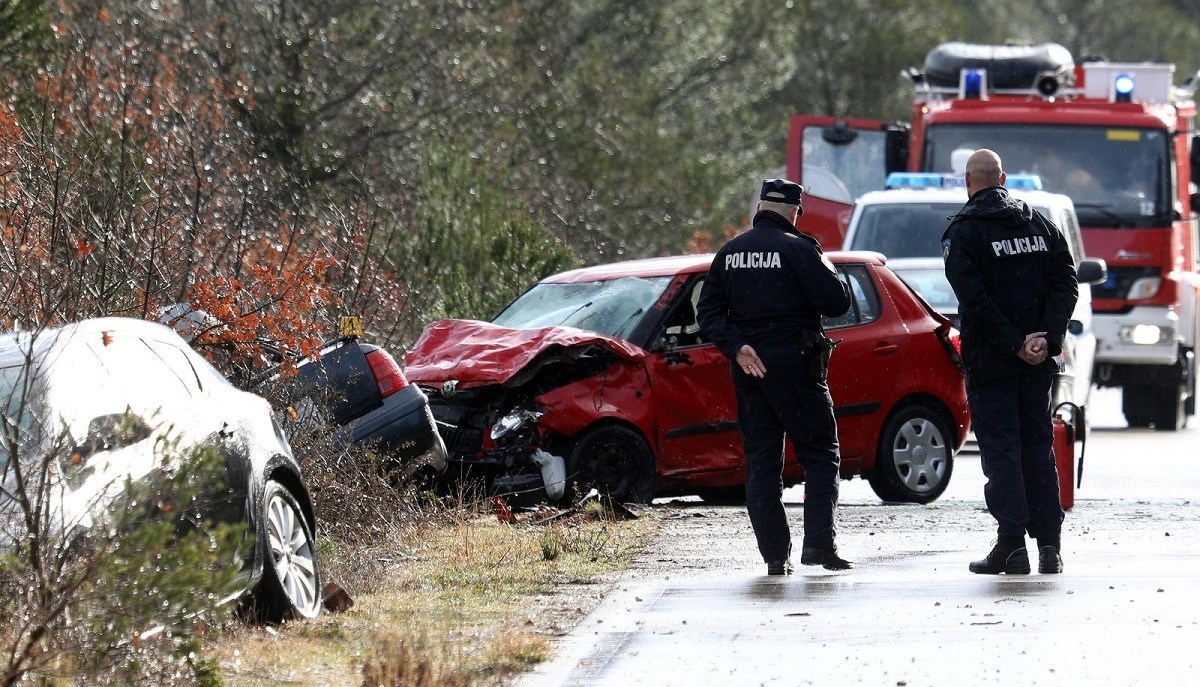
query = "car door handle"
xmin=873 ymin=342 xmax=900 ymax=356
xmin=666 ymin=351 xmax=693 ymax=366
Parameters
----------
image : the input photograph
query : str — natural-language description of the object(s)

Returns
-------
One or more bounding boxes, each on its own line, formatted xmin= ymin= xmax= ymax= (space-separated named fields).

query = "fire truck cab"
xmin=788 ymin=42 xmax=1200 ymax=430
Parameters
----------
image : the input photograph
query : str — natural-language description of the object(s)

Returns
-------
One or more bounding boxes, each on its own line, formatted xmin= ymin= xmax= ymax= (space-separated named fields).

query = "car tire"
xmin=250 ymin=480 xmax=323 ymax=622
xmin=568 ymin=426 xmax=657 ymax=504
xmin=868 ymin=404 xmax=954 ymax=504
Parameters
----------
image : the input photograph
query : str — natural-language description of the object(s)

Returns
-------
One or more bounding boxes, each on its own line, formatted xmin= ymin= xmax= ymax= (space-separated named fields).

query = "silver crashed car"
xmin=0 ymin=317 xmax=322 ymax=621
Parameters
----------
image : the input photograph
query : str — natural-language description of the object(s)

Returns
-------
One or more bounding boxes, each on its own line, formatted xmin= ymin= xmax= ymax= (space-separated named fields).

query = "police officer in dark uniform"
xmin=942 ymin=149 xmax=1078 ymax=575
xmin=696 ymin=178 xmax=853 ymax=575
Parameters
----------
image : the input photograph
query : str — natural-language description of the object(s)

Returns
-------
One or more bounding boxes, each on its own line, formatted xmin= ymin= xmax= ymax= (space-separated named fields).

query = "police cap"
xmin=759 ymin=178 xmax=804 ymax=207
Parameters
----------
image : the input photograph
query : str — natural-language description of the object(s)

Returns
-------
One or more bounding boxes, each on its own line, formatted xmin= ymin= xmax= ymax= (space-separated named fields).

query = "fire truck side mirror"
xmin=1191 ymin=134 xmax=1200 ymax=186
xmin=822 ymin=121 xmax=858 ymax=146
xmin=884 ymin=125 xmax=910 ymax=175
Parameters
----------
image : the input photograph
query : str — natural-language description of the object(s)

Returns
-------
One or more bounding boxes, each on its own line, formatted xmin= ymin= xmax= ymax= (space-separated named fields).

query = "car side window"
xmin=661 ymin=277 xmax=707 ymax=348
xmin=823 ymin=265 xmax=880 ymax=330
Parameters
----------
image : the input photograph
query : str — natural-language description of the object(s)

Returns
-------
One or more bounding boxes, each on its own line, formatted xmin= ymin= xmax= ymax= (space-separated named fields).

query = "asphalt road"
xmin=518 ymin=387 xmax=1200 ymax=686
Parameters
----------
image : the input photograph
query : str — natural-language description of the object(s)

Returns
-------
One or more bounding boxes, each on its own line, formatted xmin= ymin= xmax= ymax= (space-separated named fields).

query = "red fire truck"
xmin=789 ymin=42 xmax=1200 ymax=430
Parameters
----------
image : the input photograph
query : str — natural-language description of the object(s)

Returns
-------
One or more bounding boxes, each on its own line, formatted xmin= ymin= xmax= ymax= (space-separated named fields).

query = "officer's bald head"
xmin=965 ymin=149 xmax=1005 ymax=196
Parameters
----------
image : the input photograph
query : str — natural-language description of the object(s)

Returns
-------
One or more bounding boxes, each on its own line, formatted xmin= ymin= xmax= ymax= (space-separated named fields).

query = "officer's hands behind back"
xmin=1018 ymin=331 xmax=1048 ymax=365
xmin=737 ymin=344 xmax=766 ymax=378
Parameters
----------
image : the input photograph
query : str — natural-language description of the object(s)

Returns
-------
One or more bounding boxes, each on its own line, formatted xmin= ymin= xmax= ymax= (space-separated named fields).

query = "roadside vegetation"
xmin=216 ymin=496 xmax=656 ymax=686
xmin=2 ymin=0 xmax=1199 ymax=684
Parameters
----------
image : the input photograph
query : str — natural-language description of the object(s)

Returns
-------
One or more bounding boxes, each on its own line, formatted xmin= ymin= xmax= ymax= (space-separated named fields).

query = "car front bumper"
xmin=1093 ymin=306 xmax=1179 ymax=366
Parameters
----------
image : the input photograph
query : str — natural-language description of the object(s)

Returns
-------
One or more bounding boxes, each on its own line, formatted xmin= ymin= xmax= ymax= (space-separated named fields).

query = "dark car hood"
xmin=404 ymin=319 xmax=647 ymax=388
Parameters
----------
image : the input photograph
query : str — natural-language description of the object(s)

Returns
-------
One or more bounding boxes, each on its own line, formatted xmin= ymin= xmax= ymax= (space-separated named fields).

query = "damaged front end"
xmin=407 ymin=319 xmax=648 ymax=505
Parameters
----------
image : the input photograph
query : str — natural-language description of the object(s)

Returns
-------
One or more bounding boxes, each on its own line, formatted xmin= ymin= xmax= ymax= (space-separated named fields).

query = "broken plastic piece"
xmin=531 ymin=449 xmax=567 ymax=502
xmin=492 ymin=495 xmax=516 ymax=523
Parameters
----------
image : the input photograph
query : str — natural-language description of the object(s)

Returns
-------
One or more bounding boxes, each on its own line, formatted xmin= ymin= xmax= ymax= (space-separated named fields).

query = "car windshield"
xmin=924 ymin=124 xmax=1170 ymax=228
xmin=851 ymin=201 xmax=1051 ymax=258
xmin=1 ymin=364 xmax=27 ymax=470
xmin=493 ymin=277 xmax=673 ymax=340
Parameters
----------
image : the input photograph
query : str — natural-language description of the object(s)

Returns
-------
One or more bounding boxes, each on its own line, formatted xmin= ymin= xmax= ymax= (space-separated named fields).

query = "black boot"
xmin=969 ymin=535 xmax=1030 ymax=575
xmin=766 ymin=543 xmax=793 ymax=576
xmin=1036 ymin=536 xmax=1063 ymax=574
xmin=800 ymin=547 xmax=854 ymax=570
xmin=766 ymin=558 xmax=794 ymax=576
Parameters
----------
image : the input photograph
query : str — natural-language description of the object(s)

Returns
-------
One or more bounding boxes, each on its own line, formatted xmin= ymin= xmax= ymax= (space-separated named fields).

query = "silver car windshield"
xmin=493 ymin=277 xmax=673 ymax=340
xmin=1 ymin=364 xmax=28 ymax=471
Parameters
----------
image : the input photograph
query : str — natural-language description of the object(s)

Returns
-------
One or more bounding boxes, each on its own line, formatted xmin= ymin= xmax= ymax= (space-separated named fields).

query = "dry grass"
xmin=215 ymin=500 xmax=659 ymax=686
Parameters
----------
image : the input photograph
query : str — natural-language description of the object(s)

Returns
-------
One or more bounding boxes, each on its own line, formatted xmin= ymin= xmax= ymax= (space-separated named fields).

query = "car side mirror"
xmin=76 ymin=411 xmax=152 ymax=459
xmin=1068 ymin=320 xmax=1084 ymax=336
xmin=1076 ymin=258 xmax=1107 ymax=286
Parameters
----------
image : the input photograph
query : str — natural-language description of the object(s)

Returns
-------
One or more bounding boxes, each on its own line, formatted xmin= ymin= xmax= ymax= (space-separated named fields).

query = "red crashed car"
xmin=405 ymin=252 xmax=969 ymax=504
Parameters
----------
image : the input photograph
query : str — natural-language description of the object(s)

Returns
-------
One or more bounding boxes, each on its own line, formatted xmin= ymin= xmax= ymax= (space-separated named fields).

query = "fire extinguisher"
xmin=1052 ymin=401 xmax=1087 ymax=510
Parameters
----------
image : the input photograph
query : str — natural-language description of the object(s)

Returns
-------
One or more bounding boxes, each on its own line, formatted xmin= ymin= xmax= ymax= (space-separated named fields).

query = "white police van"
xmin=842 ymin=172 xmax=1107 ymax=416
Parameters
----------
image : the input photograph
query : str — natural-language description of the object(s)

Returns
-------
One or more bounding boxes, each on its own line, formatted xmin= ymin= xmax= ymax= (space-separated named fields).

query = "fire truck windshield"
xmin=923 ymin=124 xmax=1171 ymax=228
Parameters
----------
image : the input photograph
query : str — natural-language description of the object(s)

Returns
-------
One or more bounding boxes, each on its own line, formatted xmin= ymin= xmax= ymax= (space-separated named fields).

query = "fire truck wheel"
xmin=1123 ymin=384 xmax=1185 ymax=431
xmin=569 ymin=426 xmax=657 ymax=504
xmin=868 ymin=404 xmax=954 ymax=504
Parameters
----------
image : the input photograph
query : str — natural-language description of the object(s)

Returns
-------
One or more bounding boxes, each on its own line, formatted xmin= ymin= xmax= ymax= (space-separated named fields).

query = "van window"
xmin=849 ymin=202 xmax=960 ymax=257
xmin=1058 ymin=209 xmax=1084 ymax=264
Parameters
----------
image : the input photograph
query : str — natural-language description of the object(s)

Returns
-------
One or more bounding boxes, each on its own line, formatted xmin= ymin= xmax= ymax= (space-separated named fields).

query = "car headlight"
xmin=1127 ymin=277 xmax=1160 ymax=300
xmin=1119 ymin=324 xmax=1174 ymax=345
xmin=490 ymin=409 xmax=544 ymax=440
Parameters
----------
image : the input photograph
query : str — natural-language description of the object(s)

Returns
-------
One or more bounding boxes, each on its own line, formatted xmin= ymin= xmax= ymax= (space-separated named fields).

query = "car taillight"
xmin=366 ymin=348 xmax=409 ymax=398
xmin=936 ymin=324 xmax=964 ymax=371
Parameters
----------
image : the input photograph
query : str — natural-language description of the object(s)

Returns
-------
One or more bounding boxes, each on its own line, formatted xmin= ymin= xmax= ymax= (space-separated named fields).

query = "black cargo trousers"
xmin=967 ymin=368 xmax=1064 ymax=540
xmin=731 ymin=343 xmax=841 ymax=563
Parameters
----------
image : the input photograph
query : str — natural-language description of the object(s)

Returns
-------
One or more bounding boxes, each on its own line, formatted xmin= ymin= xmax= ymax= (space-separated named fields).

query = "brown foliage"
xmin=0 ymin=3 xmax=414 ymax=378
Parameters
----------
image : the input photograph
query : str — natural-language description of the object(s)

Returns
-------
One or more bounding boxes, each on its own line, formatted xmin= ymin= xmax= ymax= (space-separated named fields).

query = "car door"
xmin=787 ymin=116 xmax=910 ymax=249
xmin=817 ymin=263 xmax=908 ymax=470
xmin=643 ymin=275 xmax=743 ymax=481
xmin=43 ymin=334 xmax=167 ymax=528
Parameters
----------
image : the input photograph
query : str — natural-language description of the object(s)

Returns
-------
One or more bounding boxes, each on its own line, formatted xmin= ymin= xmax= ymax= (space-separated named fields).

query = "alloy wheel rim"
xmin=266 ymin=493 xmax=319 ymax=614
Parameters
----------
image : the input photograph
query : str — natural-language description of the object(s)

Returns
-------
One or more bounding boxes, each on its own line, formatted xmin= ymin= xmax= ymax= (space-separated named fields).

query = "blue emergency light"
xmin=885 ymin=173 xmax=944 ymax=189
xmin=1113 ymin=73 xmax=1135 ymax=103
xmin=884 ymin=172 xmax=1043 ymax=191
xmin=960 ymin=68 xmax=987 ymax=100
xmin=1003 ymin=174 xmax=1044 ymax=190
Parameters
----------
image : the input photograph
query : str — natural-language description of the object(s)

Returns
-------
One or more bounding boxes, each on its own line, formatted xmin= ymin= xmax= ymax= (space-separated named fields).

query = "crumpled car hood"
xmin=404 ymin=319 xmax=646 ymax=388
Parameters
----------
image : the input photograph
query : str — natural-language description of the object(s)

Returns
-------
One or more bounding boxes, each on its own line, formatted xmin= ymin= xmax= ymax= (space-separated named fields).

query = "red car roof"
xmin=542 ymin=251 xmax=886 ymax=283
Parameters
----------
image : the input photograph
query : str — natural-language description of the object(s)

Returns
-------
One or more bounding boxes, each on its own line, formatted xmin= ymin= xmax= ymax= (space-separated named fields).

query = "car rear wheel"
xmin=868 ymin=404 xmax=954 ymax=504
xmin=252 ymin=480 xmax=322 ymax=622
xmin=568 ymin=426 xmax=656 ymax=504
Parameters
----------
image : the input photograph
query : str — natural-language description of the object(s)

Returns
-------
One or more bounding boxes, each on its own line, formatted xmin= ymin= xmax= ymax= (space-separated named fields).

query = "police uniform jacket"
xmin=697 ymin=210 xmax=851 ymax=360
xmin=942 ymin=186 xmax=1079 ymax=384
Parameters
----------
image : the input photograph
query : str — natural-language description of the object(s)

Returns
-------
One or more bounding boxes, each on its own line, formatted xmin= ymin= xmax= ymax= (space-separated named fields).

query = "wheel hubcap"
xmin=893 ymin=418 xmax=947 ymax=493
